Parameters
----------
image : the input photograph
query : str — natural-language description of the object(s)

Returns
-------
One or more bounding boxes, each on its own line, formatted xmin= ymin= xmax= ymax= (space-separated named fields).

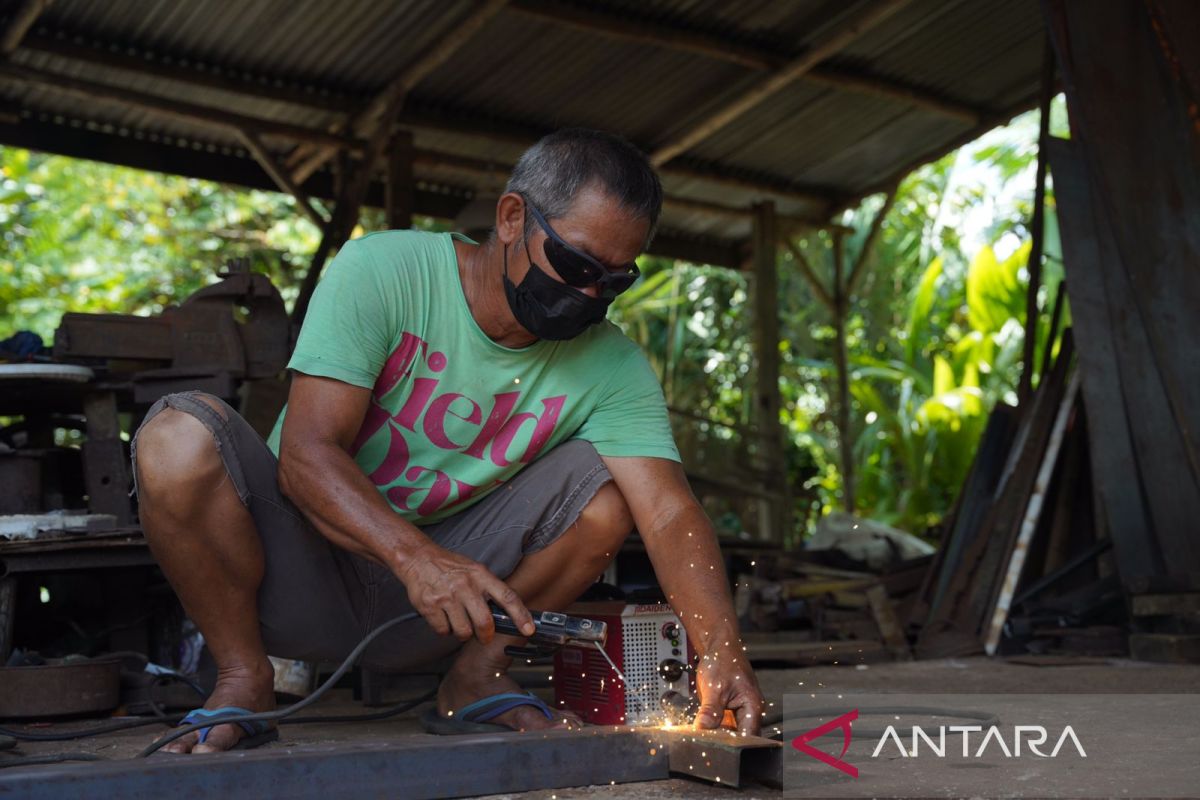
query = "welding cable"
xmin=0 ymin=753 xmax=105 ymax=770
xmin=137 ymin=611 xmax=423 ymax=757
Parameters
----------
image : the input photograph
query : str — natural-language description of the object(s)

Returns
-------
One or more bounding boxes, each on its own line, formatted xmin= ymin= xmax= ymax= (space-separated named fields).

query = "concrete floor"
xmin=3 ymin=655 xmax=1199 ymax=797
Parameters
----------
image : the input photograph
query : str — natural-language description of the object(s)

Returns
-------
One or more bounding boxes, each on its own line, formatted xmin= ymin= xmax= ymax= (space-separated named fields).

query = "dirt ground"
xmin=3 ymin=655 xmax=1198 ymax=797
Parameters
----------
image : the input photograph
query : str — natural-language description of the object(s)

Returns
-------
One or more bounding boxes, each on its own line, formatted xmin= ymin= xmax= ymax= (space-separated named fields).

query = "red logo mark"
xmin=791 ymin=709 xmax=859 ymax=778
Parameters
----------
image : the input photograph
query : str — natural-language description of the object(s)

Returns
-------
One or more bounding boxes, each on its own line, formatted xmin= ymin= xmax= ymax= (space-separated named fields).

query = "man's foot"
xmin=159 ymin=661 xmax=276 ymax=753
xmin=437 ymin=640 xmax=580 ymax=732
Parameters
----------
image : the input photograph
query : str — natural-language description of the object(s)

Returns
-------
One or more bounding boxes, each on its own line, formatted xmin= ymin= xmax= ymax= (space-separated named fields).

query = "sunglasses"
xmin=524 ymin=199 xmax=640 ymax=300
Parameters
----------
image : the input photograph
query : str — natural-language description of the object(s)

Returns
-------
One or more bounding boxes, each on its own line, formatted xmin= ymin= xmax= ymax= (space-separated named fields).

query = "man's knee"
xmin=577 ymin=481 xmax=634 ymax=545
xmin=133 ymin=394 xmax=227 ymax=498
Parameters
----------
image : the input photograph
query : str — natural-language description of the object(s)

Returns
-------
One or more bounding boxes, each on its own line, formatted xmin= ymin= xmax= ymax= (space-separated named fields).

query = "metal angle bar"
xmin=656 ymin=729 xmax=782 ymax=789
xmin=1 ymin=729 xmax=669 ymax=800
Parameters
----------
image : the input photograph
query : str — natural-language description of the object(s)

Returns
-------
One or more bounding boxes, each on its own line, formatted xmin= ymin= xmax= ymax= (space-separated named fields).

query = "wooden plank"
xmin=1129 ymin=633 xmax=1200 ymax=664
xmin=1046 ymin=139 xmax=1161 ymax=581
xmin=984 ymin=372 xmax=1081 ymax=655
xmin=916 ymin=339 xmax=1073 ymax=657
xmin=866 ymin=584 xmax=910 ymax=660
xmin=1047 ymin=0 xmax=1200 ymax=573
xmin=1131 ymin=594 xmax=1200 ymax=617
xmin=920 ymin=404 xmax=1017 ymax=626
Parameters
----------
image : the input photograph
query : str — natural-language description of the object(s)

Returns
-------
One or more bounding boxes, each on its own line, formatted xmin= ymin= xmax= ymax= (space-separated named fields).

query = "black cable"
xmin=0 ymin=612 xmax=431 ymax=758
xmin=285 ymin=688 xmax=437 ymax=725
xmin=0 ymin=716 xmax=182 ymax=742
xmin=0 ymin=753 xmax=104 ymax=769
xmin=138 ymin=611 xmax=422 ymax=757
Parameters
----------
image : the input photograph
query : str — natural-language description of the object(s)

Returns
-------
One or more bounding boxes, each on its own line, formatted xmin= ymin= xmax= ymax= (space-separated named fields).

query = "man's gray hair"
xmin=504 ymin=128 xmax=663 ymax=247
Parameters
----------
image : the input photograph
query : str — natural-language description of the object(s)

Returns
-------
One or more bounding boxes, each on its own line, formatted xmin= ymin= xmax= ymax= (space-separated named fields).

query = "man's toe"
xmin=190 ymin=724 xmax=243 ymax=753
xmin=161 ymin=732 xmax=198 ymax=754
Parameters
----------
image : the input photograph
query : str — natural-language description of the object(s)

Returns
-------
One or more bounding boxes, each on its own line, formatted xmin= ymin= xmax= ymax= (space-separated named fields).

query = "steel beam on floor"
xmin=1 ymin=729 xmax=668 ymax=800
xmin=657 ymin=729 xmax=783 ymax=789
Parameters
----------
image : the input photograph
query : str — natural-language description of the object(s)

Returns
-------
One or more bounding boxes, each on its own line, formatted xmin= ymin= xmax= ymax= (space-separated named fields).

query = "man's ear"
xmin=495 ymin=193 xmax=525 ymax=247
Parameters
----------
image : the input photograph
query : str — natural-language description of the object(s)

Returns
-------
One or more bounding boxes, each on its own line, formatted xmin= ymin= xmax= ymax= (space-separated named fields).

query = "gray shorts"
xmin=131 ymin=391 xmax=613 ymax=669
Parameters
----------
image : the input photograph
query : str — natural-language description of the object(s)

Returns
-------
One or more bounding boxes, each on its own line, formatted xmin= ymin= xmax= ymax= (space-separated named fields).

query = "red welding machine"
xmin=553 ymin=602 xmax=697 ymax=726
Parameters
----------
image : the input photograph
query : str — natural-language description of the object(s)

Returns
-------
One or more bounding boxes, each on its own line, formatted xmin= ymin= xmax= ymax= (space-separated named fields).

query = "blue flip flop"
xmin=176 ymin=706 xmax=279 ymax=750
xmin=419 ymin=692 xmax=558 ymax=735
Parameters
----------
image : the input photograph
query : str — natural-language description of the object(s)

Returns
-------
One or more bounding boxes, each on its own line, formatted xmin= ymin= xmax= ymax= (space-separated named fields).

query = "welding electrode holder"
xmin=489 ymin=604 xmax=607 ymax=658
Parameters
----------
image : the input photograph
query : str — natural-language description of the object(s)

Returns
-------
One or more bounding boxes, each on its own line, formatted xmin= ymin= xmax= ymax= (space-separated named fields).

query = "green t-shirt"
xmin=266 ymin=230 xmax=679 ymax=525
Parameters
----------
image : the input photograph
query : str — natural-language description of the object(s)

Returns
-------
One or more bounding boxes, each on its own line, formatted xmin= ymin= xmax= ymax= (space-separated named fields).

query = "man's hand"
xmin=397 ymin=541 xmax=535 ymax=644
xmin=694 ymin=647 xmax=764 ymax=736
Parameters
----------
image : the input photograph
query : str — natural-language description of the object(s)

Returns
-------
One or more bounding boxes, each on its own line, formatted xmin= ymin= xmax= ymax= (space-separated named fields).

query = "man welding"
xmin=131 ymin=128 xmax=764 ymax=752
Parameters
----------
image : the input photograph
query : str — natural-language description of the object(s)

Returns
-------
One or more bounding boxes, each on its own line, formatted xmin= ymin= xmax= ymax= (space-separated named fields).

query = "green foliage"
xmin=1 ymin=147 xmax=322 ymax=341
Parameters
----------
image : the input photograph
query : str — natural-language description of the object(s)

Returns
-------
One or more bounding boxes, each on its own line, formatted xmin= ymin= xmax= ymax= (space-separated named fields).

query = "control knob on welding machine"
xmin=658 ymin=658 xmax=689 ymax=683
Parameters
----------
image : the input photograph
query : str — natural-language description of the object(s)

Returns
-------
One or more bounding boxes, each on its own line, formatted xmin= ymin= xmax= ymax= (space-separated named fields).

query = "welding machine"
xmin=552 ymin=602 xmax=697 ymax=726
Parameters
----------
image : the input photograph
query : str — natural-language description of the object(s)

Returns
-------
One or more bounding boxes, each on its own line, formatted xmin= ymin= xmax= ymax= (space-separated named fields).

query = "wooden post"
xmin=1017 ymin=37 xmax=1057 ymax=409
xmin=82 ymin=390 xmax=133 ymax=525
xmin=831 ymin=231 xmax=856 ymax=514
xmin=385 ymin=131 xmax=415 ymax=229
xmin=292 ymin=93 xmax=407 ymax=325
xmin=751 ymin=201 xmax=788 ymax=541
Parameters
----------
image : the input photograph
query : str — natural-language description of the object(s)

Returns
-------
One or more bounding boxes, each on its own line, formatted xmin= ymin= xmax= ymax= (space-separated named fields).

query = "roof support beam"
xmin=510 ymin=0 xmax=982 ymax=124
xmin=1 ymin=0 xmax=52 ymax=57
xmin=235 ymin=128 xmax=329 ymax=228
xmin=649 ymin=0 xmax=915 ymax=166
xmin=845 ymin=186 xmax=897 ymax=295
xmin=291 ymin=0 xmax=509 ymax=183
xmin=0 ymin=62 xmax=357 ymax=150
xmin=413 ymin=149 xmax=827 ymax=227
xmin=396 ymin=105 xmax=834 ymax=205
xmin=510 ymin=0 xmax=774 ymax=69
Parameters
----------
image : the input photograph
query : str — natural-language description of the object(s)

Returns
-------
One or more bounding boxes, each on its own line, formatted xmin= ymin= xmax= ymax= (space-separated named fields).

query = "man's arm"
xmin=601 ymin=454 xmax=764 ymax=735
xmin=276 ymin=373 xmax=534 ymax=642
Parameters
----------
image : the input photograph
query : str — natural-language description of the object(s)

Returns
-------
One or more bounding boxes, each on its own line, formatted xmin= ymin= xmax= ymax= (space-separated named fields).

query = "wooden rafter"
xmin=0 ymin=62 xmax=355 ymax=150
xmin=510 ymin=0 xmax=983 ymax=124
xmin=783 ymin=238 xmax=835 ymax=310
xmin=236 ymin=129 xmax=328 ymax=228
xmin=1 ymin=0 xmax=51 ymax=56
xmin=291 ymin=0 xmax=509 ymax=183
xmin=398 ymin=105 xmax=834 ymax=205
xmin=510 ymin=0 xmax=774 ymax=70
xmin=649 ymin=0 xmax=915 ymax=166
xmin=845 ymin=186 xmax=898 ymax=295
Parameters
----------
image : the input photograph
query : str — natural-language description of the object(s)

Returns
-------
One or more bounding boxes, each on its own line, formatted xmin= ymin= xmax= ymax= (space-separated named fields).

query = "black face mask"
xmin=503 ymin=244 xmax=611 ymax=341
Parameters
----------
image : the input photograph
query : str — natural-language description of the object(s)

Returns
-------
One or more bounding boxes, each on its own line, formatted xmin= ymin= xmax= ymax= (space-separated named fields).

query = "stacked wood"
xmin=1041 ymin=0 xmax=1200 ymax=662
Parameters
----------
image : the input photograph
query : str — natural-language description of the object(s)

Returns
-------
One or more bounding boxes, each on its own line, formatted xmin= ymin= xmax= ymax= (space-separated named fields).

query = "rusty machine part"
xmin=52 ymin=259 xmax=291 ymax=404
xmin=0 ymin=658 xmax=121 ymax=718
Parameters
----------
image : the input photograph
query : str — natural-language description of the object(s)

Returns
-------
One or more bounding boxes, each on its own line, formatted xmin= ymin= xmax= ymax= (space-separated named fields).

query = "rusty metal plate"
xmin=0 ymin=659 xmax=121 ymax=718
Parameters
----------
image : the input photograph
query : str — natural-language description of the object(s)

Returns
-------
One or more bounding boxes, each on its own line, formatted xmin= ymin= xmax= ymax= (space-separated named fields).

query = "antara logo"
xmin=791 ymin=709 xmax=1088 ymax=777
xmin=792 ymin=709 xmax=860 ymax=778
xmin=872 ymin=724 xmax=1088 ymax=759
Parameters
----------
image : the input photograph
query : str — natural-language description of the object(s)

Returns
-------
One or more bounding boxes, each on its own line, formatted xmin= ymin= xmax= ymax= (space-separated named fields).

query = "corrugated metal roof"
xmin=0 ymin=0 xmax=1048 ymax=265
